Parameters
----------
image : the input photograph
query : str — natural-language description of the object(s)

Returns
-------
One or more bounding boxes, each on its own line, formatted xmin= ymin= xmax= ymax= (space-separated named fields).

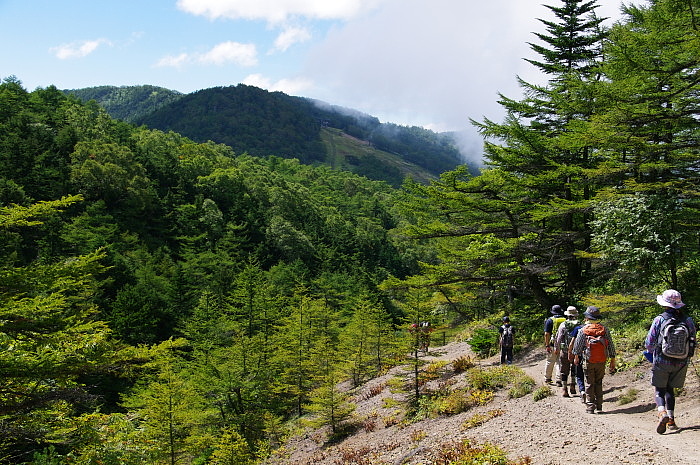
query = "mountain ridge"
xmin=65 ymin=84 xmax=479 ymax=186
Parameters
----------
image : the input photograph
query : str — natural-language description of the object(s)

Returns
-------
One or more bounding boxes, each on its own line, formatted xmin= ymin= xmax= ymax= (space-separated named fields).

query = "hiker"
xmin=567 ymin=322 xmax=587 ymax=403
xmin=572 ymin=306 xmax=616 ymax=414
xmin=544 ymin=305 xmax=565 ymax=385
xmin=499 ymin=316 xmax=515 ymax=365
xmin=554 ymin=306 xmax=579 ymax=397
xmin=644 ymin=289 xmax=697 ymax=434
xmin=418 ymin=321 xmax=433 ymax=353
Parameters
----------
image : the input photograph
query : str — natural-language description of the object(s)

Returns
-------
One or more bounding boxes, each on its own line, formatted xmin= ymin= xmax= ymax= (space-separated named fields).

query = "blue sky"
xmin=0 ymin=0 xmax=624 ymax=153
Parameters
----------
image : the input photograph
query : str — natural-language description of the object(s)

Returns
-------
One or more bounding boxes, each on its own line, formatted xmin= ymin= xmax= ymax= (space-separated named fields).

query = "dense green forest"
xmin=63 ymin=85 xmax=184 ymax=123
xmin=66 ymin=83 xmax=470 ymax=186
xmin=1 ymin=0 xmax=699 ymax=463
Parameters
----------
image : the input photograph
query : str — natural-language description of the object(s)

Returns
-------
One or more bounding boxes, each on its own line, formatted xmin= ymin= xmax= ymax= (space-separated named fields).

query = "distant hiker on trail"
xmin=644 ymin=289 xmax=697 ymax=434
xmin=499 ymin=316 xmax=515 ymax=365
xmin=544 ymin=305 xmax=565 ymax=385
xmin=555 ymin=306 xmax=579 ymax=397
xmin=409 ymin=321 xmax=433 ymax=354
xmin=572 ymin=306 xmax=616 ymax=414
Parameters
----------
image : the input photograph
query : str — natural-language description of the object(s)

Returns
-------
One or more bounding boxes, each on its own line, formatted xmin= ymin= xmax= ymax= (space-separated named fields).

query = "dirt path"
xmin=467 ymin=346 xmax=700 ymax=464
xmin=266 ymin=340 xmax=700 ymax=465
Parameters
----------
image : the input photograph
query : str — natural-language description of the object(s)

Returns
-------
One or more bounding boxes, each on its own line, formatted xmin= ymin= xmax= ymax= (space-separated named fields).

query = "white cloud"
xmin=303 ymin=0 xmax=623 ymax=135
xmin=155 ymin=41 xmax=257 ymax=68
xmin=176 ymin=0 xmax=383 ymax=24
xmin=243 ymin=73 xmax=313 ymax=95
xmin=273 ymin=26 xmax=312 ymax=52
xmin=199 ymin=41 xmax=258 ymax=66
xmin=50 ymin=39 xmax=110 ymax=60
xmin=155 ymin=53 xmax=190 ymax=68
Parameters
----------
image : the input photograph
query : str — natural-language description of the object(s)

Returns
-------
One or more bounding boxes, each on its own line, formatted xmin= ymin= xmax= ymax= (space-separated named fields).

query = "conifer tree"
xmin=341 ymin=296 xmax=399 ymax=385
xmin=395 ymin=0 xmax=610 ymax=309
xmin=303 ymin=293 xmax=355 ymax=434
xmin=269 ymin=292 xmax=325 ymax=417
xmin=121 ymin=339 xmax=216 ymax=465
xmin=584 ymin=0 xmax=700 ymax=291
xmin=478 ymin=0 xmax=607 ymax=297
xmin=304 ymin=367 xmax=356 ymax=435
xmin=0 ymin=197 xmax=124 ymax=461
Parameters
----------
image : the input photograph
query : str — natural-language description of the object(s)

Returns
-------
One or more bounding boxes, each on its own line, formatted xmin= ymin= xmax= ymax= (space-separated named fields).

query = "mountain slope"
xmin=65 ymin=84 xmax=475 ymax=186
xmin=64 ymin=85 xmax=183 ymax=123
xmin=266 ymin=340 xmax=700 ymax=464
xmin=320 ymin=127 xmax=437 ymax=185
xmin=137 ymin=84 xmax=327 ymax=163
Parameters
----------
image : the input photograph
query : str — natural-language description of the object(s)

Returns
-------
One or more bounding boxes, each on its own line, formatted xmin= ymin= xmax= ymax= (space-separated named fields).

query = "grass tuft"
xmin=533 ymin=386 xmax=552 ymax=401
xmin=617 ymin=388 xmax=639 ymax=405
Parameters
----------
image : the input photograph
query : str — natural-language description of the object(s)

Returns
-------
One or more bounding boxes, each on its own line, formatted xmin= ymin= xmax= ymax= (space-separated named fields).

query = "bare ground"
xmin=264 ymin=340 xmax=700 ymax=465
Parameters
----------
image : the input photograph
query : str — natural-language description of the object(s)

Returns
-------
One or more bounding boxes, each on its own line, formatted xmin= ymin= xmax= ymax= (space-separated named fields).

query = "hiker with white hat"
xmin=645 ymin=289 xmax=697 ymax=433
xmin=543 ymin=305 xmax=565 ymax=385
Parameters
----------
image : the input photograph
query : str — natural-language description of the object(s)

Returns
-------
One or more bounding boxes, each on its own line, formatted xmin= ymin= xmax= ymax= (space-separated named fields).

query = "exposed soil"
xmin=264 ymin=340 xmax=700 ymax=465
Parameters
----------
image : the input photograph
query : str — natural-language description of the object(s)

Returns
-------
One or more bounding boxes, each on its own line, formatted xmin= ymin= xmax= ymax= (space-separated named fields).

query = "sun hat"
xmin=583 ymin=306 xmax=602 ymax=320
xmin=550 ymin=304 xmax=563 ymax=315
xmin=656 ymin=289 xmax=685 ymax=309
xmin=564 ymin=306 xmax=578 ymax=317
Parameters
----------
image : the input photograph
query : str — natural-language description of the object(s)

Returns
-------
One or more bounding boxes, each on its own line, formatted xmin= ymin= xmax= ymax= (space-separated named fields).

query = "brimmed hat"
xmin=656 ymin=289 xmax=685 ymax=309
xmin=583 ymin=306 xmax=602 ymax=320
xmin=550 ymin=304 xmax=563 ymax=315
xmin=565 ymin=306 xmax=578 ymax=317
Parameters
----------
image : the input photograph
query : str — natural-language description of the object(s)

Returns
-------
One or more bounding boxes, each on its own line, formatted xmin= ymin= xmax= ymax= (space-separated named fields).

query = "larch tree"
xmin=0 ymin=197 xmax=125 ymax=462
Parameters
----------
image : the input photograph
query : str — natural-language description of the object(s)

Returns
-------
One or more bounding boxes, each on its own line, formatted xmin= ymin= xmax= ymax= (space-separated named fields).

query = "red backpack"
xmin=583 ymin=323 xmax=608 ymax=363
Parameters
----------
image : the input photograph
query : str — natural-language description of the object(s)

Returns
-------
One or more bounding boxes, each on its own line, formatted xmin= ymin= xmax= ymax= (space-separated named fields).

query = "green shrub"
xmin=508 ymin=376 xmax=536 ymax=399
xmin=437 ymin=389 xmax=472 ymax=415
xmin=461 ymin=409 xmax=505 ymax=430
xmin=452 ymin=355 xmax=475 ymax=373
xmin=433 ymin=438 xmax=517 ymax=464
xmin=466 ymin=365 xmax=520 ymax=390
xmin=468 ymin=328 xmax=499 ymax=357
xmin=533 ymin=386 xmax=552 ymax=401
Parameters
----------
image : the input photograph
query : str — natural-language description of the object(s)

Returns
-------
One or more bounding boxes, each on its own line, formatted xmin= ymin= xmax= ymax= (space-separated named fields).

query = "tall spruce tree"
xmin=585 ymin=0 xmax=700 ymax=291
xmin=391 ymin=0 xmax=609 ymax=311
xmin=479 ymin=0 xmax=606 ymax=298
xmin=466 ymin=0 xmax=608 ymax=304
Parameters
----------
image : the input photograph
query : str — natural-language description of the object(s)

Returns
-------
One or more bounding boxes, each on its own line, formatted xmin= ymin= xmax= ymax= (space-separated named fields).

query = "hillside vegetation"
xmin=66 ymin=83 xmax=471 ymax=186
xmin=320 ymin=127 xmax=437 ymax=185
xmin=64 ymin=84 xmax=183 ymax=123
xmin=1 ymin=0 xmax=699 ymax=463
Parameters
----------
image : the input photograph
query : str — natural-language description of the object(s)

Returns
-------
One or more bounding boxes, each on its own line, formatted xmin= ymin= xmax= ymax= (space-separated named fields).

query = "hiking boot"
xmin=580 ymin=393 xmax=586 ymax=404
xmin=556 ymin=380 xmax=563 ymax=387
xmin=657 ymin=411 xmax=670 ymax=434
xmin=562 ymin=385 xmax=569 ymax=397
xmin=544 ymin=378 xmax=552 ymax=385
xmin=667 ymin=418 xmax=678 ymax=430
xmin=569 ymin=382 xmax=576 ymax=395
xmin=586 ymin=405 xmax=595 ymax=414
xmin=596 ymin=405 xmax=603 ymax=414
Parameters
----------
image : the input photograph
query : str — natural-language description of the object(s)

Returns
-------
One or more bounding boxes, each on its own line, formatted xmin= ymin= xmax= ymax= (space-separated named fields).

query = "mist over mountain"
xmin=66 ymin=84 xmax=480 ymax=186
